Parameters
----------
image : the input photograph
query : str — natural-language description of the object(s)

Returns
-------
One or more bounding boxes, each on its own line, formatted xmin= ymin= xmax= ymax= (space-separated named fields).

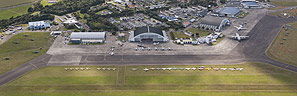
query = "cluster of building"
xmin=174 ymin=32 xmax=223 ymax=45
xmin=29 ymin=21 xmax=51 ymax=30
xmin=109 ymin=13 xmax=167 ymax=30
xmin=61 ymin=14 xmax=82 ymax=29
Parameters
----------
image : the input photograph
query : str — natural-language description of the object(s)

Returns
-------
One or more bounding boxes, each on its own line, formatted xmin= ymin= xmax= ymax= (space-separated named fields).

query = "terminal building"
xmin=29 ymin=21 xmax=50 ymax=30
xmin=70 ymin=32 xmax=106 ymax=44
xmin=129 ymin=26 xmax=169 ymax=42
xmin=199 ymin=17 xmax=230 ymax=32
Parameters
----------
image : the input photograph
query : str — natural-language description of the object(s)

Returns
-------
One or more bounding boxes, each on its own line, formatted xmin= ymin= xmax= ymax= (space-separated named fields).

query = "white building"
xmin=70 ymin=32 xmax=106 ymax=44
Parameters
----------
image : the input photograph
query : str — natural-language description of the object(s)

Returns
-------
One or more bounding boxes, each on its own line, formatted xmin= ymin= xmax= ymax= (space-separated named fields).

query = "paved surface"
xmin=1 ymin=8 xmax=297 ymax=87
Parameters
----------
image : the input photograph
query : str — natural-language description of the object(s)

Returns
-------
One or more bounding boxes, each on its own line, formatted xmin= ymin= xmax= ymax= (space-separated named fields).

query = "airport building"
xmin=129 ymin=26 xmax=169 ymax=42
xmin=241 ymin=1 xmax=262 ymax=9
xmin=199 ymin=17 xmax=230 ymax=32
xmin=215 ymin=7 xmax=241 ymax=17
xmin=28 ymin=21 xmax=51 ymax=30
xmin=70 ymin=32 xmax=106 ymax=44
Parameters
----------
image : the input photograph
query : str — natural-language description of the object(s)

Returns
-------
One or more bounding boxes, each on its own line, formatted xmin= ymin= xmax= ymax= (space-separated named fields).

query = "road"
xmin=1 ymin=8 xmax=297 ymax=87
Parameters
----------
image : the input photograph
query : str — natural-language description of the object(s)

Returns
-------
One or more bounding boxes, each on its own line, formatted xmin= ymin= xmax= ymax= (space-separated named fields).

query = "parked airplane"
xmin=234 ymin=25 xmax=247 ymax=31
xmin=144 ymin=68 xmax=149 ymax=71
xmin=230 ymin=33 xmax=249 ymax=41
xmin=153 ymin=42 xmax=159 ymax=46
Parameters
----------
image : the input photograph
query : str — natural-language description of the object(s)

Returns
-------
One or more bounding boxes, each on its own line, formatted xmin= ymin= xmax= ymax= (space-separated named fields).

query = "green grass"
xmin=237 ymin=12 xmax=249 ymax=18
xmin=0 ymin=63 xmax=296 ymax=95
xmin=267 ymin=23 xmax=297 ymax=66
xmin=0 ymin=0 xmax=34 ymax=8
xmin=0 ymin=5 xmax=32 ymax=20
xmin=271 ymin=1 xmax=297 ymax=7
xmin=187 ymin=28 xmax=212 ymax=37
xmin=41 ymin=0 xmax=61 ymax=6
xmin=0 ymin=32 xmax=53 ymax=74
xmin=172 ymin=32 xmax=192 ymax=39
xmin=269 ymin=8 xmax=297 ymax=17
xmin=0 ymin=92 xmax=296 ymax=96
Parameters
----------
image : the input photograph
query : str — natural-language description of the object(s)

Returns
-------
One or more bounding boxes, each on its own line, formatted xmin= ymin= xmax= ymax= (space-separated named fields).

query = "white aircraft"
xmin=221 ymin=68 xmax=227 ymax=71
xmin=144 ymin=68 xmax=149 ymax=71
xmin=153 ymin=42 xmax=159 ymax=46
xmin=161 ymin=68 xmax=167 ymax=70
xmin=167 ymin=47 xmax=172 ymax=51
xmin=231 ymin=33 xmax=249 ymax=41
xmin=134 ymin=47 xmax=138 ymax=51
xmin=167 ymin=68 xmax=172 ymax=70
xmin=110 ymin=52 xmax=114 ymax=56
xmin=155 ymin=47 xmax=158 ymax=51
xmin=147 ymin=47 xmax=151 ymax=51
xmin=185 ymin=68 xmax=191 ymax=71
xmin=234 ymin=25 xmax=247 ymax=31
xmin=97 ymin=68 xmax=101 ymax=70
xmin=192 ymin=68 xmax=197 ymax=70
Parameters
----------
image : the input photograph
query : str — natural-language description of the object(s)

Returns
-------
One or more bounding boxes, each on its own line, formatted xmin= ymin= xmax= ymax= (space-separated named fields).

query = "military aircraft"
xmin=230 ymin=33 xmax=249 ymax=41
xmin=234 ymin=24 xmax=247 ymax=31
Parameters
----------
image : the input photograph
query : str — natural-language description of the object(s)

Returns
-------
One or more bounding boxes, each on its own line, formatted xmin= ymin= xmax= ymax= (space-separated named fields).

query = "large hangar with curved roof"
xmin=129 ymin=26 xmax=169 ymax=42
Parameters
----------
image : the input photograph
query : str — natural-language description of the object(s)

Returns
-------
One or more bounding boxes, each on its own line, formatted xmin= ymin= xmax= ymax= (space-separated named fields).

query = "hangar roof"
xmin=242 ymin=1 xmax=260 ymax=7
xmin=70 ymin=32 xmax=106 ymax=39
xmin=134 ymin=26 xmax=163 ymax=37
xmin=200 ymin=17 xmax=227 ymax=26
xmin=217 ymin=7 xmax=241 ymax=15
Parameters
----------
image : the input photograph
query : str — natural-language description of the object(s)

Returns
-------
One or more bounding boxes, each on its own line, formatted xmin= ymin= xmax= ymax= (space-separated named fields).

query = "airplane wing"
xmin=239 ymin=36 xmax=249 ymax=39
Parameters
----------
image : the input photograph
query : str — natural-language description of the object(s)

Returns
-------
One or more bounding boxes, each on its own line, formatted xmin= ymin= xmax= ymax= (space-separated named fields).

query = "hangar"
xmin=215 ymin=7 xmax=241 ymax=17
xmin=129 ymin=26 xmax=168 ymax=42
xmin=70 ymin=32 xmax=106 ymax=44
xmin=199 ymin=17 xmax=230 ymax=32
xmin=241 ymin=1 xmax=262 ymax=9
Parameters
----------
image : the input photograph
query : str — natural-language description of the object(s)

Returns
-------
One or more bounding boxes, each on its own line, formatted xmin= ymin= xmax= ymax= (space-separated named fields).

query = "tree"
xmin=220 ymin=0 xmax=226 ymax=4
xmin=28 ymin=7 xmax=34 ymax=12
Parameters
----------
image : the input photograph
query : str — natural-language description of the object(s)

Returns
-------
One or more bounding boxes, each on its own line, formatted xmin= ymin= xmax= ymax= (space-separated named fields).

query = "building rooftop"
xmin=242 ymin=1 xmax=260 ymax=7
xmin=134 ymin=26 xmax=163 ymax=37
xmin=70 ymin=32 xmax=106 ymax=39
xmin=200 ymin=17 xmax=227 ymax=26
xmin=217 ymin=7 xmax=241 ymax=15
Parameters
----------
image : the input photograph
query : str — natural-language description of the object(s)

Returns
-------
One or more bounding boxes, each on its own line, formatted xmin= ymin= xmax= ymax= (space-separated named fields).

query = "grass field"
xmin=187 ymin=28 xmax=212 ymax=37
xmin=0 ymin=63 xmax=296 ymax=96
xmin=267 ymin=22 xmax=297 ymax=66
xmin=0 ymin=0 xmax=34 ymax=8
xmin=269 ymin=8 xmax=297 ymax=17
xmin=41 ymin=0 xmax=61 ymax=6
xmin=271 ymin=1 xmax=297 ymax=7
xmin=0 ymin=5 xmax=32 ymax=20
xmin=0 ymin=32 xmax=53 ymax=75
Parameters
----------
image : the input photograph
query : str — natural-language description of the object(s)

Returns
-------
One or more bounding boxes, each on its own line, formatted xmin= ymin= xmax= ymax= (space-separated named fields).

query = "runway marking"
xmin=29 ymin=63 xmax=39 ymax=69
